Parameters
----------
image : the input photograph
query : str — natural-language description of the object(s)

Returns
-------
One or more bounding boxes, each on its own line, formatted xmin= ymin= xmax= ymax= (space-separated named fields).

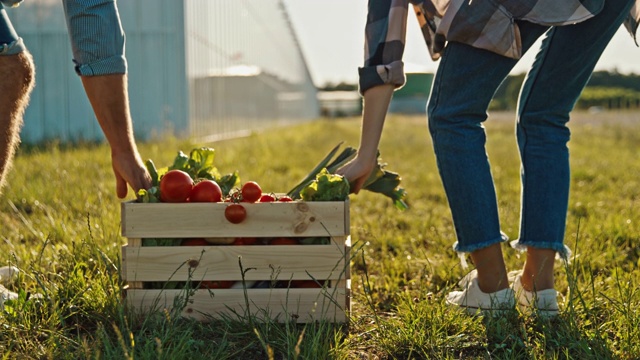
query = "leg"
xmin=428 ymin=22 xmax=548 ymax=292
xmin=0 ymin=7 xmax=35 ymax=192
xmin=515 ymin=0 xmax=636 ymax=291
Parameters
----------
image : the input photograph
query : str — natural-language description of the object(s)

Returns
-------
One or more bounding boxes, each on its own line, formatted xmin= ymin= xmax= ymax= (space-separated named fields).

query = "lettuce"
xmin=300 ymin=169 xmax=350 ymax=202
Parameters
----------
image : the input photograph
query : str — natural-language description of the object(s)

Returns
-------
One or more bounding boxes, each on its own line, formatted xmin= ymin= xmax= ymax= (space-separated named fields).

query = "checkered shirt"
xmin=359 ymin=0 xmax=640 ymax=94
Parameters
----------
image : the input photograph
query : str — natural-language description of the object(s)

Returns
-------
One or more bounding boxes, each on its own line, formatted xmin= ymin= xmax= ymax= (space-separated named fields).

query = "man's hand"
xmin=111 ymin=150 xmax=152 ymax=199
xmin=80 ymin=74 xmax=151 ymax=198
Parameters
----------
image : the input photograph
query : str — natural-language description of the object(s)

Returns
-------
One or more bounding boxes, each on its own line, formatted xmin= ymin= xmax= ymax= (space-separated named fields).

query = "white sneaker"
xmin=0 ymin=266 xmax=19 ymax=285
xmin=446 ymin=270 xmax=515 ymax=316
xmin=509 ymin=271 xmax=559 ymax=318
xmin=0 ymin=284 xmax=19 ymax=309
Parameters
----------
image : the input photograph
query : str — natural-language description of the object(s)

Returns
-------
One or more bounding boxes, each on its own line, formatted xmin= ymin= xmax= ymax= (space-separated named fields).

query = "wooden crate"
xmin=121 ymin=200 xmax=350 ymax=323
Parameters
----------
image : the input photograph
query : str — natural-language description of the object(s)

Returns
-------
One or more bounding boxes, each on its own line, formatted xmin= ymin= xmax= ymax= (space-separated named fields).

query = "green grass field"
xmin=1 ymin=111 xmax=639 ymax=359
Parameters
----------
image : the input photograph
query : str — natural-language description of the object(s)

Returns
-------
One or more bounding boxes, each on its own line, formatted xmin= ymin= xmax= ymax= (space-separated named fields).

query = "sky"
xmin=283 ymin=0 xmax=640 ymax=87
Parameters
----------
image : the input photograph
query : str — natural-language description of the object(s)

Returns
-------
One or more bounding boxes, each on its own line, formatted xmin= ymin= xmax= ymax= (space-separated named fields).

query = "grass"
xmin=1 ymin=111 xmax=639 ymax=359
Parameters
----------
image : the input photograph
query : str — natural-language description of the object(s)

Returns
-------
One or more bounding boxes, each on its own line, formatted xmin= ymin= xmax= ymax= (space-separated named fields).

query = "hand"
xmin=111 ymin=150 xmax=152 ymax=199
xmin=335 ymin=155 xmax=376 ymax=194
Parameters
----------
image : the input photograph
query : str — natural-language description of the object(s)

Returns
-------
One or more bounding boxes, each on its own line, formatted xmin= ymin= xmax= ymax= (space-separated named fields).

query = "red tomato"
xmin=160 ymin=170 xmax=193 ymax=203
xmin=258 ymin=194 xmax=276 ymax=203
xmin=269 ymin=237 xmax=299 ymax=245
xmin=181 ymin=238 xmax=208 ymax=246
xmin=224 ymin=204 xmax=247 ymax=224
xmin=277 ymin=195 xmax=293 ymax=202
xmin=190 ymin=180 xmax=223 ymax=202
xmin=291 ymin=280 xmax=323 ymax=288
xmin=233 ymin=237 xmax=258 ymax=245
xmin=241 ymin=181 xmax=262 ymax=203
xmin=200 ymin=280 xmax=235 ymax=289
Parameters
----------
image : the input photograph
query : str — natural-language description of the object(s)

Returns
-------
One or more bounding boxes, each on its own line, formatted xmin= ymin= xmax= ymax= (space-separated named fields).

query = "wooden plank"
xmin=121 ymin=201 xmax=349 ymax=238
xmin=125 ymin=288 xmax=348 ymax=323
xmin=335 ymin=279 xmax=351 ymax=316
xmin=122 ymin=244 xmax=349 ymax=282
xmin=122 ymin=239 xmax=144 ymax=289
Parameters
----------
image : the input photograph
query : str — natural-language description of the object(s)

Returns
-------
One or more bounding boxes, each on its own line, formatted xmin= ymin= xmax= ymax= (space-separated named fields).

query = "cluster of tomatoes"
xmin=158 ymin=169 xmax=294 ymax=224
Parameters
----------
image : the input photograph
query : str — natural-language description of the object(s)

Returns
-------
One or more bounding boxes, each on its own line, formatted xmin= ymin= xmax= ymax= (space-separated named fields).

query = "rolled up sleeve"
xmin=62 ymin=0 xmax=127 ymax=76
xmin=625 ymin=3 xmax=639 ymax=46
xmin=359 ymin=0 xmax=409 ymax=95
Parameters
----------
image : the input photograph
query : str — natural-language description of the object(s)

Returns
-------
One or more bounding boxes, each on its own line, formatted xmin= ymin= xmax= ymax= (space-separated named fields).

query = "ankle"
xmin=521 ymin=247 xmax=556 ymax=291
xmin=470 ymin=243 xmax=509 ymax=293
xmin=477 ymin=270 xmax=509 ymax=293
xmin=520 ymin=268 xmax=554 ymax=292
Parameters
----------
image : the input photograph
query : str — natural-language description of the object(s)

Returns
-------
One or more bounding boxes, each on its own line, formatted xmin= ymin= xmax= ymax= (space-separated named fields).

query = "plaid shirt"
xmin=359 ymin=0 xmax=640 ymax=94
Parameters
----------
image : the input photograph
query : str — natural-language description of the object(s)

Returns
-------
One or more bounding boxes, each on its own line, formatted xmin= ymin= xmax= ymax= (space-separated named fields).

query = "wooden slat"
xmin=335 ymin=279 xmax=351 ymax=315
xmin=125 ymin=288 xmax=348 ymax=323
xmin=122 ymin=238 xmax=144 ymax=289
xmin=121 ymin=200 xmax=349 ymax=238
xmin=122 ymin=244 xmax=350 ymax=282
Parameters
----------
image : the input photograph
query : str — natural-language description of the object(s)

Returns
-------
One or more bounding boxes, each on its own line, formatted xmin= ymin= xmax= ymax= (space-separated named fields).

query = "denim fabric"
xmin=62 ymin=0 xmax=127 ymax=75
xmin=0 ymin=0 xmax=22 ymax=8
xmin=427 ymin=0 xmax=635 ymax=257
xmin=0 ymin=5 xmax=25 ymax=55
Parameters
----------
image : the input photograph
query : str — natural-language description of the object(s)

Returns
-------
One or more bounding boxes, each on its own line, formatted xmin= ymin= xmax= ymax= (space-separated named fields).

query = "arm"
xmin=81 ymin=74 xmax=151 ymax=198
xmin=63 ymin=0 xmax=150 ymax=198
xmin=335 ymin=84 xmax=394 ymax=193
xmin=336 ymin=0 xmax=409 ymax=192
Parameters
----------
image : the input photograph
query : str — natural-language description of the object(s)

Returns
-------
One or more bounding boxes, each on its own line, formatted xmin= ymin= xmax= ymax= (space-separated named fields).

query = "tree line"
xmin=491 ymin=70 xmax=640 ymax=111
xmin=320 ymin=70 xmax=640 ymax=111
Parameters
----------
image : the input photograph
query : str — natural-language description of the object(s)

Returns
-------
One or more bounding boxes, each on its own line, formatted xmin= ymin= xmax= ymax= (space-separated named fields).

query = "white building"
xmin=8 ymin=0 xmax=319 ymax=143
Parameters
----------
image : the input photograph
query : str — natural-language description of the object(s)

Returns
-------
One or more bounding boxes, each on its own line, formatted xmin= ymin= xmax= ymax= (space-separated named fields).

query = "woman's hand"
xmin=336 ymin=155 xmax=376 ymax=194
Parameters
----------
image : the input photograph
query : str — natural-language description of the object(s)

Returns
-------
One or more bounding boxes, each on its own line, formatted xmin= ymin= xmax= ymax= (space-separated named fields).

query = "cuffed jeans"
xmin=0 ymin=4 xmax=25 ymax=55
xmin=427 ymin=0 xmax=635 ymax=258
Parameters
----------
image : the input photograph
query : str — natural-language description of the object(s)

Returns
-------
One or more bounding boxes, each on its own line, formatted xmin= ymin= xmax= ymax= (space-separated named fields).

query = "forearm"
xmin=81 ymin=74 xmax=151 ymax=198
xmin=81 ymin=74 xmax=137 ymax=155
xmin=357 ymin=84 xmax=395 ymax=163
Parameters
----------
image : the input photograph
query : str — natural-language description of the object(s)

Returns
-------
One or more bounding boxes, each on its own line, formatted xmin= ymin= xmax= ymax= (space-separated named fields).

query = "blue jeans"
xmin=0 ymin=4 xmax=25 ymax=55
xmin=427 ymin=0 xmax=635 ymax=258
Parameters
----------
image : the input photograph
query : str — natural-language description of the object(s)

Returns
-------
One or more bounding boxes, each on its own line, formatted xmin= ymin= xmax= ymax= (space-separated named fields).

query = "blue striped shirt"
xmin=1 ymin=0 xmax=126 ymax=75
xmin=63 ymin=0 xmax=127 ymax=76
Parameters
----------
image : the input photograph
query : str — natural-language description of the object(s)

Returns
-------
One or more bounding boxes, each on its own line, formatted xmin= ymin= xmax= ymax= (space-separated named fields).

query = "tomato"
xmin=269 ymin=237 xmax=299 ymax=245
xmin=160 ymin=170 xmax=193 ymax=203
xmin=233 ymin=237 xmax=259 ymax=245
xmin=200 ymin=280 xmax=235 ymax=289
xmin=224 ymin=204 xmax=247 ymax=224
xmin=181 ymin=238 xmax=208 ymax=246
xmin=258 ymin=194 xmax=276 ymax=203
xmin=241 ymin=181 xmax=262 ymax=203
xmin=291 ymin=280 xmax=323 ymax=288
xmin=277 ymin=195 xmax=293 ymax=202
xmin=190 ymin=180 xmax=223 ymax=202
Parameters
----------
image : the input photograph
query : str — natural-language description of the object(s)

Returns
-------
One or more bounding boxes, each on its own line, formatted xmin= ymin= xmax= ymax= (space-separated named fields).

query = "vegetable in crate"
xmin=300 ymin=169 xmax=350 ymax=201
xmin=137 ymin=147 xmax=239 ymax=203
xmin=288 ymin=142 xmax=408 ymax=210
